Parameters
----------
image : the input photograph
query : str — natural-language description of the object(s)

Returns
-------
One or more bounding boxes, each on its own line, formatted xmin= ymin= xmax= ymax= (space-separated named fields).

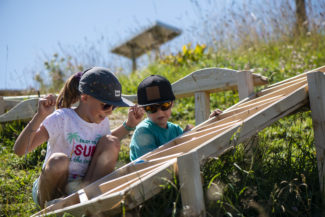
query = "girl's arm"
xmin=111 ymin=105 xmax=144 ymax=140
xmin=13 ymin=95 xmax=56 ymax=156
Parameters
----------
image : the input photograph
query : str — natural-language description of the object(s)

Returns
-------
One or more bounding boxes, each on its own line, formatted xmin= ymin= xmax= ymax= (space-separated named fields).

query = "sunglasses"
xmin=144 ymin=102 xmax=172 ymax=113
xmin=102 ymin=103 xmax=117 ymax=111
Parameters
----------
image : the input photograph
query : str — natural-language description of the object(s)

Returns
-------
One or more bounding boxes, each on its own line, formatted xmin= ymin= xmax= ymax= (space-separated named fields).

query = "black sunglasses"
xmin=102 ymin=103 xmax=117 ymax=111
xmin=144 ymin=102 xmax=172 ymax=113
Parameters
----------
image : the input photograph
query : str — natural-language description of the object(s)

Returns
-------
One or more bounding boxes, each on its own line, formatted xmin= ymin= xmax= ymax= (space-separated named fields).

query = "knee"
xmin=44 ymin=153 xmax=69 ymax=175
xmin=97 ymin=135 xmax=120 ymax=153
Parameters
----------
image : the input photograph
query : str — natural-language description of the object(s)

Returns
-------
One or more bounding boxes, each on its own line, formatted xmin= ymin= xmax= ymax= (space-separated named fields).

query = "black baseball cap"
xmin=78 ymin=67 xmax=134 ymax=107
xmin=137 ymin=75 xmax=175 ymax=106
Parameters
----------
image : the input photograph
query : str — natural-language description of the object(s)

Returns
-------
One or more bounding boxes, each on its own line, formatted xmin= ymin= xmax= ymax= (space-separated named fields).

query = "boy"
xmin=129 ymin=75 xmax=190 ymax=161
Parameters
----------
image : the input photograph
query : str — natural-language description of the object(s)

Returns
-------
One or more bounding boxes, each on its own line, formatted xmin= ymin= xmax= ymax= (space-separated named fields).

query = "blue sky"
xmin=1 ymin=0 xmax=209 ymax=90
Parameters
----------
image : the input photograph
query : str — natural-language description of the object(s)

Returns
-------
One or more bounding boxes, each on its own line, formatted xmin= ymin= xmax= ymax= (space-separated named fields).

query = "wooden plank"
xmin=267 ymin=65 xmax=325 ymax=88
xmin=78 ymin=189 xmax=89 ymax=203
xmin=0 ymin=98 xmax=38 ymax=122
xmin=195 ymin=91 xmax=210 ymax=125
xmin=237 ymin=70 xmax=254 ymax=100
xmin=258 ymin=77 xmax=306 ymax=96
xmin=39 ymin=161 xmax=176 ymax=216
xmin=98 ymin=160 xmax=168 ymax=193
xmin=307 ymin=71 xmax=325 ymax=207
xmin=0 ymin=96 xmax=4 ymax=115
xmin=193 ymin=85 xmax=308 ymax=161
xmin=84 ymin=153 xmax=181 ymax=199
xmin=178 ymin=151 xmax=206 ymax=217
xmin=257 ymin=78 xmax=306 ymax=97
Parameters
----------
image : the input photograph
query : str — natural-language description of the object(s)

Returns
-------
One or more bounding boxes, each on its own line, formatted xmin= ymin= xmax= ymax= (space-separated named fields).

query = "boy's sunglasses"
xmin=144 ymin=102 xmax=172 ymax=113
xmin=102 ymin=103 xmax=117 ymax=111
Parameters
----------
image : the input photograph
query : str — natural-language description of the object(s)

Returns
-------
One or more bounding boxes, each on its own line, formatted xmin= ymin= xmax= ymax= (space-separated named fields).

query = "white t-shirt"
xmin=42 ymin=108 xmax=110 ymax=181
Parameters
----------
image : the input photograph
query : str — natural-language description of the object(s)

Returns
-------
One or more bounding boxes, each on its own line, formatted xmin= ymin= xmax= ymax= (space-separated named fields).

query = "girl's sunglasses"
xmin=144 ymin=102 xmax=172 ymax=113
xmin=102 ymin=103 xmax=116 ymax=111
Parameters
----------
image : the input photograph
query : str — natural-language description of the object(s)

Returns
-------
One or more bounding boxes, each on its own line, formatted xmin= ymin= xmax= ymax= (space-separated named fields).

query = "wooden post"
xmin=237 ymin=70 xmax=254 ymax=100
xmin=0 ymin=96 xmax=4 ymax=115
xmin=177 ymin=151 xmax=206 ymax=217
xmin=195 ymin=91 xmax=210 ymax=125
xmin=307 ymin=71 xmax=325 ymax=208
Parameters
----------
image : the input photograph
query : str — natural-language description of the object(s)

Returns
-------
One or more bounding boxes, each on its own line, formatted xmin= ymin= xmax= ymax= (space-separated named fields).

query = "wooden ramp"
xmin=31 ymin=66 xmax=325 ymax=217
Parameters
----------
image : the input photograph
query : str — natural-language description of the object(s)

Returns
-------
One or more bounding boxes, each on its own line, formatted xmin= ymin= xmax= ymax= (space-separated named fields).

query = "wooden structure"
xmin=28 ymin=65 xmax=325 ymax=217
xmin=111 ymin=21 xmax=182 ymax=72
xmin=0 ymin=68 xmax=268 ymax=124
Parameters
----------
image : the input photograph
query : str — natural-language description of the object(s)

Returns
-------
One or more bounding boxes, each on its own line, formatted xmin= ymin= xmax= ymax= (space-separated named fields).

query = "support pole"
xmin=307 ymin=71 xmax=325 ymax=211
xmin=195 ymin=91 xmax=210 ymax=125
xmin=237 ymin=70 xmax=254 ymax=100
xmin=177 ymin=151 xmax=206 ymax=217
xmin=0 ymin=96 xmax=4 ymax=115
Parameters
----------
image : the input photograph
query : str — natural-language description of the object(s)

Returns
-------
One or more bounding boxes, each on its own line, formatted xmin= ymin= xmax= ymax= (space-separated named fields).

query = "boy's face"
xmin=145 ymin=102 xmax=173 ymax=128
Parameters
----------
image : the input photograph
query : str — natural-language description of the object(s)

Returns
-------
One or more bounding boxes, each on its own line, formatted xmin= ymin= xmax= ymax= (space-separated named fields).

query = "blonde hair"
xmin=56 ymin=73 xmax=81 ymax=109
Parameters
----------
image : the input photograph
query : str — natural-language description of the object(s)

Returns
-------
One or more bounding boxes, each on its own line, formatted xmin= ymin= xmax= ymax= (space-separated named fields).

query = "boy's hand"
xmin=37 ymin=95 xmax=56 ymax=118
xmin=209 ymin=108 xmax=223 ymax=118
xmin=183 ymin=124 xmax=194 ymax=132
xmin=126 ymin=105 xmax=145 ymax=128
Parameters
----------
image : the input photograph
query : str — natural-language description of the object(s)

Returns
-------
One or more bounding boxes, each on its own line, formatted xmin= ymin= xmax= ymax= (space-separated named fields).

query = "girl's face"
xmin=145 ymin=102 xmax=173 ymax=128
xmin=79 ymin=95 xmax=114 ymax=123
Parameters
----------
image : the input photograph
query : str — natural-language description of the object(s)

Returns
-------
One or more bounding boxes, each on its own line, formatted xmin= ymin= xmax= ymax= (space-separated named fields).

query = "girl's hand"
xmin=126 ymin=105 xmax=145 ymax=128
xmin=37 ymin=95 xmax=56 ymax=118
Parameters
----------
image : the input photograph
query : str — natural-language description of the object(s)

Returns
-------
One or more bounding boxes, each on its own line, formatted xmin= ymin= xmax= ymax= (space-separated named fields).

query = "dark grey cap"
xmin=78 ymin=67 xmax=134 ymax=107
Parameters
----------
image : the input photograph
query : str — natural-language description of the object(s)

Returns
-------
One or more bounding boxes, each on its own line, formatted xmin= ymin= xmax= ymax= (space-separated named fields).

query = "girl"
xmin=13 ymin=67 xmax=143 ymax=208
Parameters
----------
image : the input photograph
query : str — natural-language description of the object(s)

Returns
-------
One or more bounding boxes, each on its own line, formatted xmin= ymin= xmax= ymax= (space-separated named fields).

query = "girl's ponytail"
xmin=56 ymin=72 xmax=82 ymax=109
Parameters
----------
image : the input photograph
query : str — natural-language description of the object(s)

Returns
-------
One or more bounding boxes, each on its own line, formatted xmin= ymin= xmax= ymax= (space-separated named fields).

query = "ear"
xmin=80 ymin=94 xmax=88 ymax=102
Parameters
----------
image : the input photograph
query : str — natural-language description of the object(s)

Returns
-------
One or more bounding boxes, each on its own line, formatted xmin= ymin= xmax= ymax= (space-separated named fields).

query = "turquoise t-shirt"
xmin=129 ymin=118 xmax=183 ymax=161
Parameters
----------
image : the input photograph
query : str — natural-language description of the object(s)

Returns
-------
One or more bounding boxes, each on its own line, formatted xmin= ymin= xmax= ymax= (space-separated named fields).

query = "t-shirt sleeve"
xmin=129 ymin=127 xmax=157 ymax=161
xmin=42 ymin=110 xmax=64 ymax=145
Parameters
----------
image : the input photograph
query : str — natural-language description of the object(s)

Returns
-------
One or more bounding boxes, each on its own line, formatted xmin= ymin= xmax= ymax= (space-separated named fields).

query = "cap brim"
xmin=139 ymin=99 xmax=173 ymax=107
xmin=99 ymin=96 xmax=134 ymax=107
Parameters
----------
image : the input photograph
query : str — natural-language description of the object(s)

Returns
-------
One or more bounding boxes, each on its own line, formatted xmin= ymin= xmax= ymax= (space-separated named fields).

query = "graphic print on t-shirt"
xmin=67 ymin=132 xmax=102 ymax=164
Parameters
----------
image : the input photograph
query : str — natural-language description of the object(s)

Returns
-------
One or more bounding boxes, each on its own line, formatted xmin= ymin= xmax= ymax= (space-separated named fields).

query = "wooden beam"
xmin=307 ymin=71 xmax=325 ymax=210
xmin=195 ymin=91 xmax=210 ymax=125
xmin=178 ymin=151 xmax=206 ymax=217
xmin=0 ymin=98 xmax=38 ymax=122
xmin=0 ymin=96 xmax=4 ymax=115
xmin=237 ymin=70 xmax=254 ymax=100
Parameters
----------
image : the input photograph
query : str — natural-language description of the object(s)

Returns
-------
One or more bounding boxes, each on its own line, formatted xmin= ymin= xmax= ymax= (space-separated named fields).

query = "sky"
xmin=0 ymin=0 xmax=212 ymax=90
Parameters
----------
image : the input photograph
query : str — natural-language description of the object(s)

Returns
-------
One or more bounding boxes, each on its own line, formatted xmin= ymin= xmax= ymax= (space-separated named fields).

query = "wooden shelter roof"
xmin=111 ymin=21 xmax=181 ymax=59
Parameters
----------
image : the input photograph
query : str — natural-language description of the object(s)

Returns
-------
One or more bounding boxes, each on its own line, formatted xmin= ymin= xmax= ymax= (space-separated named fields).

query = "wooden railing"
xmin=0 ymin=68 xmax=268 ymax=124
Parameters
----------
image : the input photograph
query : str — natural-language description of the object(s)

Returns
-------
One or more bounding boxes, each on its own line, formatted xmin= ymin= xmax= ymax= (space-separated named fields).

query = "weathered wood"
xmin=0 ymin=98 xmax=38 ymax=122
xmin=195 ymin=91 xmax=210 ymax=125
xmin=0 ymin=96 xmax=4 ymax=115
xmin=258 ymin=76 xmax=306 ymax=96
xmin=267 ymin=65 xmax=325 ymax=88
xmin=37 ymin=161 xmax=176 ymax=217
xmin=99 ymin=160 xmax=168 ymax=193
xmin=32 ymin=66 xmax=319 ymax=217
xmin=194 ymin=85 xmax=308 ymax=162
xmin=171 ymin=68 xmax=268 ymax=98
xmin=178 ymin=151 xmax=206 ymax=217
xmin=237 ymin=70 xmax=254 ymax=100
xmin=307 ymin=71 xmax=325 ymax=206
